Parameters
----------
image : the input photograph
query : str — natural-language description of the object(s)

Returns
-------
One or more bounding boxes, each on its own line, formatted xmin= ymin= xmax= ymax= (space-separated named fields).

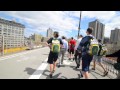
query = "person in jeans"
xmin=92 ymin=39 xmax=108 ymax=76
xmin=46 ymin=31 xmax=63 ymax=78
xmin=74 ymin=35 xmax=83 ymax=69
xmin=58 ymin=36 xmax=68 ymax=68
xmin=77 ymin=27 xmax=94 ymax=79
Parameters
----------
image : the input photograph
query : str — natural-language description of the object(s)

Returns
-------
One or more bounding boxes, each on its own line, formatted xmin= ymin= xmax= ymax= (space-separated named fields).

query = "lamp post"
xmin=78 ymin=11 xmax=82 ymax=38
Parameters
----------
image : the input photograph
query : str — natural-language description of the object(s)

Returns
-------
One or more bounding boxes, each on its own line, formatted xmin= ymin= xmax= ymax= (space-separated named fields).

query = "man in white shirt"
xmin=74 ymin=35 xmax=83 ymax=69
xmin=58 ymin=36 xmax=68 ymax=67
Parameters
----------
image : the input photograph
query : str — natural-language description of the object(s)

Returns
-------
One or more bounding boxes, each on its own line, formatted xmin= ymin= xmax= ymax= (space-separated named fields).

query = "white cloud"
xmin=69 ymin=11 xmax=116 ymax=22
xmin=0 ymin=11 xmax=78 ymax=37
xmin=83 ymin=11 xmax=116 ymax=22
xmin=69 ymin=11 xmax=119 ymax=38
xmin=0 ymin=11 xmax=120 ymax=38
xmin=105 ymin=15 xmax=120 ymax=37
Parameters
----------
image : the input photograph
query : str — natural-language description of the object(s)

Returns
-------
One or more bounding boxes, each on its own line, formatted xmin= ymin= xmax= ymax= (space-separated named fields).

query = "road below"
xmin=0 ymin=47 xmax=49 ymax=79
xmin=0 ymin=47 xmax=117 ymax=79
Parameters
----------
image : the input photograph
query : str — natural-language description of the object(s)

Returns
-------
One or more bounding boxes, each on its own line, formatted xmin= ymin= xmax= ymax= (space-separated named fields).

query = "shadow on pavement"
xmin=60 ymin=76 xmax=68 ymax=79
xmin=90 ymin=69 xmax=112 ymax=79
xmin=24 ymin=67 xmax=36 ymax=75
xmin=52 ymin=73 xmax=62 ymax=79
xmin=57 ymin=74 xmax=81 ymax=79
xmin=69 ymin=66 xmax=82 ymax=71
xmin=60 ymin=74 xmax=81 ymax=79
xmin=24 ymin=67 xmax=62 ymax=79
xmin=42 ymin=69 xmax=62 ymax=79
xmin=24 ymin=67 xmax=46 ymax=75
xmin=90 ymin=70 xmax=104 ymax=79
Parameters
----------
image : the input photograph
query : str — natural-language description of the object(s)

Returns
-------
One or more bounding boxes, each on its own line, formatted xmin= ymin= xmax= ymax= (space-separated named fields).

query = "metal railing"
xmin=102 ymin=57 xmax=119 ymax=76
xmin=103 ymin=45 xmax=120 ymax=78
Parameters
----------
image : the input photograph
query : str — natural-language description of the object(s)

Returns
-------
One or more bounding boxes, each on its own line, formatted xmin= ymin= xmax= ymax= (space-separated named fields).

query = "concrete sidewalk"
xmin=40 ymin=58 xmax=81 ymax=79
xmin=40 ymin=56 xmax=117 ymax=79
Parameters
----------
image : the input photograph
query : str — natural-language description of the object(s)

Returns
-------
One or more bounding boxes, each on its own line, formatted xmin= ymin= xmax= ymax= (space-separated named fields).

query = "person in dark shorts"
xmin=77 ymin=27 xmax=94 ymax=79
xmin=74 ymin=35 xmax=83 ymax=69
xmin=68 ymin=37 xmax=76 ymax=60
xmin=46 ymin=31 xmax=63 ymax=78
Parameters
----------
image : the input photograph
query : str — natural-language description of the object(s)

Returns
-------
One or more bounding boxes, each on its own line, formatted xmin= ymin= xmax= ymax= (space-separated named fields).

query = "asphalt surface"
xmin=0 ymin=47 xmax=118 ymax=79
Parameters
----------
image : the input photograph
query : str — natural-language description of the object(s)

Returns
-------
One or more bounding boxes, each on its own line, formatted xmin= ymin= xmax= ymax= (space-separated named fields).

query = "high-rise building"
xmin=30 ymin=33 xmax=42 ymax=45
xmin=110 ymin=28 xmax=120 ymax=44
xmin=0 ymin=18 xmax=25 ymax=48
xmin=89 ymin=19 xmax=105 ymax=43
xmin=47 ymin=28 xmax=53 ymax=38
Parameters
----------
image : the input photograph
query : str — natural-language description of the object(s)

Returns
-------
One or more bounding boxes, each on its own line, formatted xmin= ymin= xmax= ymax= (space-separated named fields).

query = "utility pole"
xmin=78 ymin=11 xmax=82 ymax=38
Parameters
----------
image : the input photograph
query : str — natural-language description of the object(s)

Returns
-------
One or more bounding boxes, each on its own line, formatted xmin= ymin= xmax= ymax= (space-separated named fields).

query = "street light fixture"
xmin=78 ymin=11 xmax=82 ymax=38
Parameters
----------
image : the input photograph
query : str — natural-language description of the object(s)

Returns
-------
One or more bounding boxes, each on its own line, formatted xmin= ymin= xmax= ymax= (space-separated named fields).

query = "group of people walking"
xmin=46 ymin=27 xmax=108 ymax=79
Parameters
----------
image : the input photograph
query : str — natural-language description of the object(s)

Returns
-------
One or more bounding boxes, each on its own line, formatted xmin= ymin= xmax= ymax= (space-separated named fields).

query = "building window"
xmin=12 ymin=30 xmax=14 ymax=33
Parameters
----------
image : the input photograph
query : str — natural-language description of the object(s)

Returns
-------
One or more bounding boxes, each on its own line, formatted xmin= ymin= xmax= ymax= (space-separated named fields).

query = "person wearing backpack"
xmin=46 ymin=31 xmax=63 ymax=78
xmin=69 ymin=37 xmax=76 ymax=60
xmin=77 ymin=27 xmax=98 ymax=79
xmin=74 ymin=35 xmax=83 ymax=69
xmin=92 ymin=39 xmax=108 ymax=76
xmin=58 ymin=36 xmax=68 ymax=68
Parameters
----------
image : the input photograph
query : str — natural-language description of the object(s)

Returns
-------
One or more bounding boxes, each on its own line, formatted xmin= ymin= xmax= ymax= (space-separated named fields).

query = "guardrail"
xmin=102 ymin=57 xmax=119 ymax=76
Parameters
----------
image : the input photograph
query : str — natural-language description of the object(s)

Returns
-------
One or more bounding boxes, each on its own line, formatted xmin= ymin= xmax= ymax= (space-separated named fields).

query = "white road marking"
xmin=29 ymin=58 xmax=74 ymax=79
xmin=0 ymin=47 xmax=46 ymax=61
xmin=29 ymin=58 xmax=48 ymax=79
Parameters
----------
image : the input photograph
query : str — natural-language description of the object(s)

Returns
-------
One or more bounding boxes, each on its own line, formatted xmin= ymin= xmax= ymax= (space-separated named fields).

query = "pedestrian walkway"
xmin=0 ymin=47 xmax=118 ymax=79
xmin=40 ymin=55 xmax=117 ymax=79
xmin=40 ymin=57 xmax=81 ymax=79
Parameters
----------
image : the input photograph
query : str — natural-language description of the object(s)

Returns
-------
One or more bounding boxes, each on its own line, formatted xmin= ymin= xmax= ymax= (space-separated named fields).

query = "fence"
xmin=102 ymin=57 xmax=119 ymax=78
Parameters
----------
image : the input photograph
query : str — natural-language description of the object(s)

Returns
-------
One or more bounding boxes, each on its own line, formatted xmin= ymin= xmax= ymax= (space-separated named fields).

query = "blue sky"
xmin=0 ymin=11 xmax=120 ymax=39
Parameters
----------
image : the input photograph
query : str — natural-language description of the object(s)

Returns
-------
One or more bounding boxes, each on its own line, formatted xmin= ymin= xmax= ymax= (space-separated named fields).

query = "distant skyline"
xmin=0 ymin=11 xmax=120 ymax=39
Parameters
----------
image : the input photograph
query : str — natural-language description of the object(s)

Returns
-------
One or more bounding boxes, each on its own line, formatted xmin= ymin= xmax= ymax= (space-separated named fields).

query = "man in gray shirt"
xmin=58 ymin=36 xmax=68 ymax=67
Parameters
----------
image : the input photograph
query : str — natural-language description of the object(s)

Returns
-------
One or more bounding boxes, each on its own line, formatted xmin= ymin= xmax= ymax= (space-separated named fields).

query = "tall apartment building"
xmin=0 ymin=18 xmax=25 ymax=48
xmin=89 ymin=19 xmax=105 ymax=43
xmin=30 ymin=33 xmax=42 ymax=45
xmin=110 ymin=28 xmax=120 ymax=44
xmin=47 ymin=28 xmax=53 ymax=38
